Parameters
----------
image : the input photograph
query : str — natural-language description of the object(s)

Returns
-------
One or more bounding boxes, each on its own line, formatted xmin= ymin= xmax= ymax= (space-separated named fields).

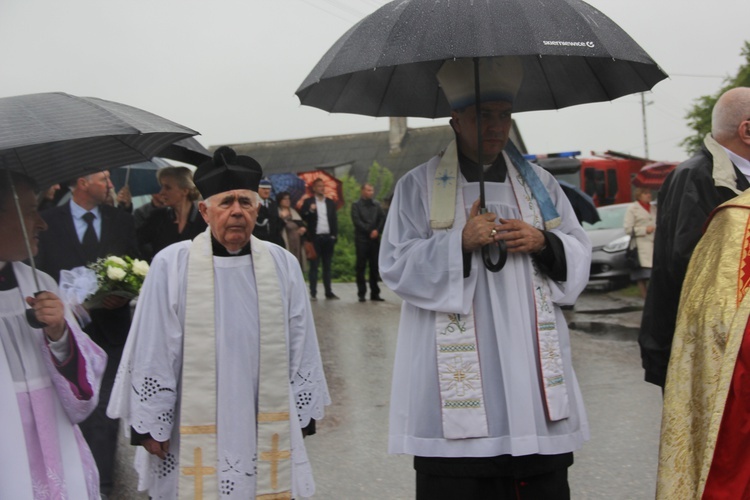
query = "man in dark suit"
xmin=301 ymin=178 xmax=339 ymax=300
xmin=253 ymin=178 xmax=285 ymax=247
xmin=351 ymin=183 xmax=386 ymax=302
xmin=36 ymin=170 xmax=138 ymax=498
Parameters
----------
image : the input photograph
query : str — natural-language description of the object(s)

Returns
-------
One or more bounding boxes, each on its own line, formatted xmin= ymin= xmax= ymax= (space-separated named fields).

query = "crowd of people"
xmin=2 ymin=57 xmax=750 ymax=499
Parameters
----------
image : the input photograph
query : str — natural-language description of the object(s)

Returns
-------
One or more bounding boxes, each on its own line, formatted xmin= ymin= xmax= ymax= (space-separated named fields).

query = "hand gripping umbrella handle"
xmin=26 ymin=291 xmax=48 ymax=329
xmin=479 ymin=208 xmax=507 ymax=272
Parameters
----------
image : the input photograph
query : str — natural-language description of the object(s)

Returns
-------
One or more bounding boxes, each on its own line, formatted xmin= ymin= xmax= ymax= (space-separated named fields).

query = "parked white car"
xmin=582 ymin=203 xmax=631 ymax=287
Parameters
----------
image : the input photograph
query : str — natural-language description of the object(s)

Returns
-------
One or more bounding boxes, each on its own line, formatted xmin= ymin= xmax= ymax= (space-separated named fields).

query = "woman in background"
xmin=277 ymin=191 xmax=307 ymax=269
xmin=137 ymin=166 xmax=206 ymax=261
xmin=624 ymin=187 xmax=657 ymax=298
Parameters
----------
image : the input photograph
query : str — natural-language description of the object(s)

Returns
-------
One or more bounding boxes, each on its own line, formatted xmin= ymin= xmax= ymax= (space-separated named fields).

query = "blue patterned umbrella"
xmin=110 ymin=157 xmax=172 ymax=196
xmin=268 ymin=173 xmax=307 ymax=206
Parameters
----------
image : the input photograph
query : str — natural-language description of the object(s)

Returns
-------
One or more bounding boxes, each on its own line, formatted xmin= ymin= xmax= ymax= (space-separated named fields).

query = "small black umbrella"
xmin=558 ymin=180 xmax=600 ymax=224
xmin=158 ymin=136 xmax=211 ymax=166
xmin=0 ymin=92 xmax=200 ymax=326
xmin=109 ymin=138 xmax=210 ymax=196
xmin=297 ymin=0 xmax=666 ymax=270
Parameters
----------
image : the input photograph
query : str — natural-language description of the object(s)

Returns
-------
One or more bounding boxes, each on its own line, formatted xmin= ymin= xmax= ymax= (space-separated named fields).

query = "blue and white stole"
xmin=430 ymin=140 xmax=570 ymax=440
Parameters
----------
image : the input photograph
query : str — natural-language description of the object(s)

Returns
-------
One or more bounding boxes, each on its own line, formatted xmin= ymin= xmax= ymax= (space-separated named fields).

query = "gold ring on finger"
xmin=490 ymin=229 xmax=497 ymax=237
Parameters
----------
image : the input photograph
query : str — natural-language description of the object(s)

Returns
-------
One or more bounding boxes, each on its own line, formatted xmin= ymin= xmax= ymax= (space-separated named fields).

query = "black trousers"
xmin=355 ymin=237 xmax=380 ymax=298
xmin=79 ymin=346 xmax=123 ymax=495
xmin=309 ymin=234 xmax=336 ymax=297
xmin=415 ymin=453 xmax=573 ymax=500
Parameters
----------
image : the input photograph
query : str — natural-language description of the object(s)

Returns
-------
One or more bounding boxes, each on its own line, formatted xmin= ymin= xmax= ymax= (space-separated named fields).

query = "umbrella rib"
xmin=536 ymin=55 xmax=561 ymax=110
xmin=376 ymin=66 xmax=398 ymax=117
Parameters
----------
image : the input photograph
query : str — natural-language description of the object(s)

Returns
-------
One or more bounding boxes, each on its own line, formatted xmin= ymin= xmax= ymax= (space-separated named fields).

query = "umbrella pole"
xmin=473 ymin=58 xmax=507 ymax=272
xmin=5 ymin=170 xmax=47 ymax=328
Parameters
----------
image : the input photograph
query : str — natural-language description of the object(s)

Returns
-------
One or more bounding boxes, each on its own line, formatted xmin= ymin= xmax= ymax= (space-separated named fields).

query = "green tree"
xmin=330 ymin=162 xmax=395 ymax=282
xmin=682 ymin=41 xmax=750 ymax=154
xmin=367 ymin=161 xmax=394 ymax=202
xmin=330 ymin=175 xmax=360 ymax=282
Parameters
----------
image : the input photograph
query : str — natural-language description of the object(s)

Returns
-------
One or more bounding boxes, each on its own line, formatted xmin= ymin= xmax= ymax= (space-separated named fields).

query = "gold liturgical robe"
xmin=657 ymin=190 xmax=750 ymax=499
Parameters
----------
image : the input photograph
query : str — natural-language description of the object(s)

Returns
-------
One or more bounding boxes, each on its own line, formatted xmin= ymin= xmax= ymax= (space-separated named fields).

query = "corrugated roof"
xmin=221 ymin=123 xmax=525 ymax=190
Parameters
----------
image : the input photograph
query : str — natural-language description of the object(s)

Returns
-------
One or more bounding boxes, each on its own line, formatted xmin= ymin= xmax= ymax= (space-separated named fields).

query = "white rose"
xmin=132 ymin=259 xmax=149 ymax=277
xmin=107 ymin=256 xmax=127 ymax=267
xmin=106 ymin=266 xmax=127 ymax=281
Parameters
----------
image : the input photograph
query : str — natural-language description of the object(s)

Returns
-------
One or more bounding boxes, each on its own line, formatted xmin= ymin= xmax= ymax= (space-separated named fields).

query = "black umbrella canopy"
xmin=158 ymin=136 xmax=211 ymax=166
xmin=297 ymin=0 xmax=668 ymax=117
xmin=0 ymin=92 xmax=199 ymax=188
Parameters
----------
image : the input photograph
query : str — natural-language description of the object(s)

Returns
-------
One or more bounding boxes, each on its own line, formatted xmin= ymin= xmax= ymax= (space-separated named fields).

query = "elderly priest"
xmin=108 ymin=147 xmax=330 ymax=500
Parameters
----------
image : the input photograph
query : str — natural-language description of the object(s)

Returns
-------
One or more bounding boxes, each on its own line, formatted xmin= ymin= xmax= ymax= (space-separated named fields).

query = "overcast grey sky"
xmin=2 ymin=0 xmax=748 ymax=163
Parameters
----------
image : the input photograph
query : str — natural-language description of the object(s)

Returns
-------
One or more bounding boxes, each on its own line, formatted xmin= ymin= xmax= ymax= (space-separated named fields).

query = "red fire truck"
xmin=526 ymin=150 xmax=678 ymax=206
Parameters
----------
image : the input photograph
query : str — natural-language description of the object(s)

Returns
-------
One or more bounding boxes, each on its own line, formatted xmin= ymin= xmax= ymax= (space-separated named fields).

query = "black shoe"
xmin=358 ymin=297 xmax=366 ymax=302
xmin=371 ymin=296 xmax=385 ymax=302
xmin=325 ymin=293 xmax=340 ymax=300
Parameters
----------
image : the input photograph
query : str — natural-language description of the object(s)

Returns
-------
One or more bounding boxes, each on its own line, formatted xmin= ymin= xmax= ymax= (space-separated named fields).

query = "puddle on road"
xmin=568 ymin=321 xmax=639 ymax=341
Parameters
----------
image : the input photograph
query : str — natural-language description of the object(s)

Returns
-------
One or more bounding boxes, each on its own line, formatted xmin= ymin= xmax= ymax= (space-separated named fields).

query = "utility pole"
xmin=641 ymin=92 xmax=650 ymax=159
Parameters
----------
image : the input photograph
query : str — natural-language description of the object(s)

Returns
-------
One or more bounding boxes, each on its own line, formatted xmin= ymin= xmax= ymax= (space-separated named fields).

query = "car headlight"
xmin=603 ymin=234 xmax=630 ymax=253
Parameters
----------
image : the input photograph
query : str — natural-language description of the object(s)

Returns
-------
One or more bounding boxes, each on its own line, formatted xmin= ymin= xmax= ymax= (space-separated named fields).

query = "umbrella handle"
xmin=482 ymin=240 xmax=507 ymax=272
xmin=25 ymin=292 xmax=48 ymax=329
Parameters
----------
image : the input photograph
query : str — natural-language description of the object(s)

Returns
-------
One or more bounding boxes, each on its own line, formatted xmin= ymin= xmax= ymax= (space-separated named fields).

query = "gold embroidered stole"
xmin=431 ymin=141 xmax=488 ymax=439
xmin=180 ymin=230 xmax=292 ymax=499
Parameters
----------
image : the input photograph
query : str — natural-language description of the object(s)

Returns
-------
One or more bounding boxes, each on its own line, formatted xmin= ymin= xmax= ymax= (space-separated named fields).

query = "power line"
xmin=320 ymin=0 xmax=371 ymax=19
xmin=669 ymin=73 xmax=725 ymax=79
xmin=299 ymin=0 xmax=359 ymax=23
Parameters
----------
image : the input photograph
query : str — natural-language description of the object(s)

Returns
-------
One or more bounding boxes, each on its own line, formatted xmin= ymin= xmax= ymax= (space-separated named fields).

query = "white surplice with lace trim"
xmin=381 ymin=151 xmax=591 ymax=459
xmin=108 ymin=239 xmax=330 ymax=499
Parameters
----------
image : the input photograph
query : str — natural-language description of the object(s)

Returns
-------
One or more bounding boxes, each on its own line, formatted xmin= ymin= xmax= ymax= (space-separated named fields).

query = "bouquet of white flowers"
xmin=84 ymin=255 xmax=150 ymax=309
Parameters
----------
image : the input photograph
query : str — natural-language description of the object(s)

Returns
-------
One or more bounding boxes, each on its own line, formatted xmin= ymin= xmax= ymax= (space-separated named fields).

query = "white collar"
xmin=723 ymin=146 xmax=750 ymax=179
xmin=69 ymin=200 xmax=101 ymax=219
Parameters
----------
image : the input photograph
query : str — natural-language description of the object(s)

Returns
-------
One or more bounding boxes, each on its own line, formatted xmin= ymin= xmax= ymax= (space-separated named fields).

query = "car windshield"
xmin=583 ymin=205 xmax=628 ymax=230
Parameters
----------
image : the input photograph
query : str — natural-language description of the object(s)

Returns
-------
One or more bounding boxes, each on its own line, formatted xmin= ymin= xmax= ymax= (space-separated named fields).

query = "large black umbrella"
xmin=297 ymin=0 xmax=666 ymax=270
xmin=0 ymin=92 xmax=200 ymax=326
xmin=0 ymin=92 xmax=199 ymax=189
xmin=296 ymin=0 xmax=667 ymax=117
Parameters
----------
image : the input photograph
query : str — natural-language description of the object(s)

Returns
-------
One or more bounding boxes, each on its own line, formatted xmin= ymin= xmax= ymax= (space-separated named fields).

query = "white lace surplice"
xmin=108 ymin=241 xmax=329 ymax=499
xmin=380 ymin=156 xmax=592 ymax=458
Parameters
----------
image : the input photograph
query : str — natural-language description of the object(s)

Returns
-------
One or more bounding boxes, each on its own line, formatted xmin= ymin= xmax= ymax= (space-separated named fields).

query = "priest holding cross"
xmin=108 ymin=147 xmax=330 ymax=499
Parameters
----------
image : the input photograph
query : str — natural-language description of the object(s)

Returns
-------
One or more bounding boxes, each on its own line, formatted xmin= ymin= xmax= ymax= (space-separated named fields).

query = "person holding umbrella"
xmin=35 ymin=170 xmax=139 ymax=497
xmin=0 ymin=171 xmax=107 ymax=499
xmin=379 ymin=57 xmax=591 ymax=499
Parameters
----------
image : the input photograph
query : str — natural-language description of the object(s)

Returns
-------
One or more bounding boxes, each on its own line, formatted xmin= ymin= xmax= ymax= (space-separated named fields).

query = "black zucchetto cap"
xmin=194 ymin=146 xmax=263 ymax=198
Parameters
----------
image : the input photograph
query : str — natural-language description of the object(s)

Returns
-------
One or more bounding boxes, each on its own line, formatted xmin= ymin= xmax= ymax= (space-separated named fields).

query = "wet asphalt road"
xmin=112 ymin=283 xmax=662 ymax=499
